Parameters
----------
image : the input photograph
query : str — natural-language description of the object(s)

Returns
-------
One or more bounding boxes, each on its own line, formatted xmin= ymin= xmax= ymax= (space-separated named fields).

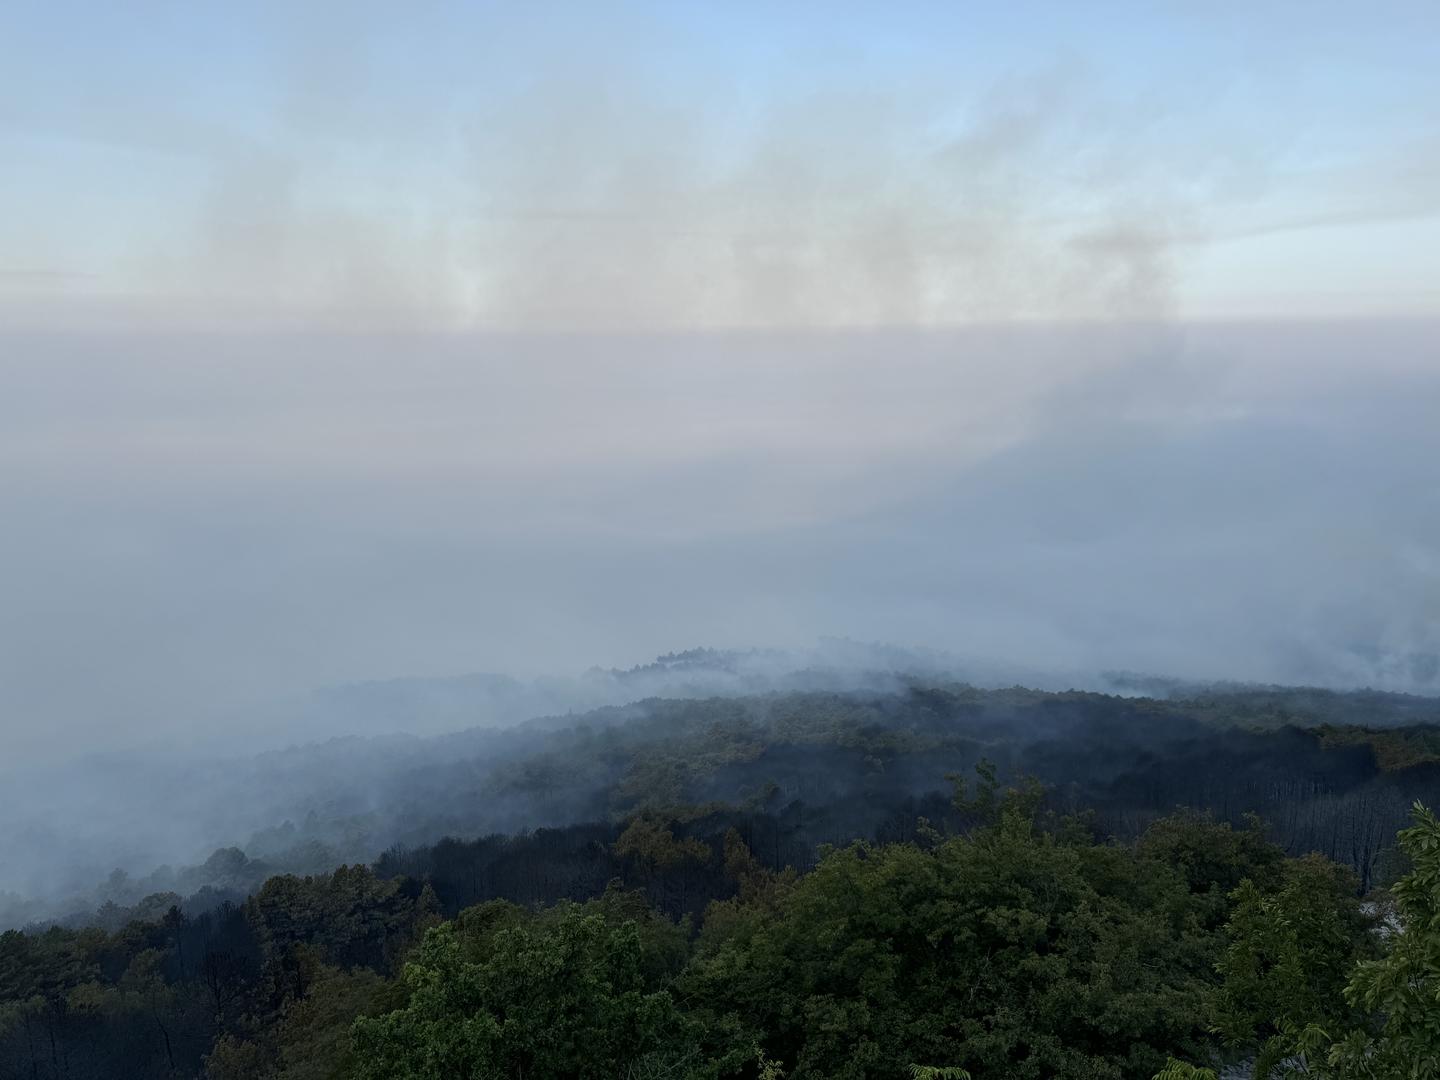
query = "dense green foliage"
xmin=5 ymin=780 xmax=1437 ymax=1078
xmin=6 ymin=680 xmax=1440 ymax=1078
xmin=1332 ymin=802 xmax=1440 ymax=1078
xmin=681 ymin=793 xmax=1217 ymax=1079
xmin=1212 ymin=856 xmax=1375 ymax=1074
xmin=352 ymin=904 xmax=696 ymax=1079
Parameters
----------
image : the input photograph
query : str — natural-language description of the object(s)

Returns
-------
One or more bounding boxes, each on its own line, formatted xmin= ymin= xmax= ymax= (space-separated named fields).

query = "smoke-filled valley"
xmin=6 ymin=2 xmax=1440 ymax=1077
xmin=6 ymin=643 xmax=1439 ymax=930
xmin=6 ymin=643 xmax=1440 ymax=1079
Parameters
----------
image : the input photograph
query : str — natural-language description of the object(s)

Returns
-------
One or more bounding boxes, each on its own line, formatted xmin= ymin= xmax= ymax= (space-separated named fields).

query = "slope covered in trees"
xmin=5 ymin=676 xmax=1440 ymax=1077
xmin=12 ymin=678 xmax=1439 ymax=931
xmin=4 ymin=768 xmax=1438 ymax=1078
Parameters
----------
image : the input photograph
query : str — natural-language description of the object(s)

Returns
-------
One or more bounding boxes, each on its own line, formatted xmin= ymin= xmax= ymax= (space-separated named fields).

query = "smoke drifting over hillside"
xmin=5 ymin=642 xmax=1439 ymax=932
xmin=2 ymin=2 xmax=1438 ymax=958
xmin=2 ymin=320 xmax=1437 ymax=768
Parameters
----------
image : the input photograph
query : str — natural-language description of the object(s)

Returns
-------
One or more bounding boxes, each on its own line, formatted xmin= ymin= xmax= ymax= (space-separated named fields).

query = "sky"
xmin=1 ymin=2 xmax=1438 ymax=762
xmin=4 ymin=0 xmax=1439 ymax=326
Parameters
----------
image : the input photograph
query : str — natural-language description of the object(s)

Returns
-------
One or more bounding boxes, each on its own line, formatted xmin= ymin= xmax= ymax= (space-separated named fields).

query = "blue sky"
xmin=3 ymin=1 xmax=1438 ymax=326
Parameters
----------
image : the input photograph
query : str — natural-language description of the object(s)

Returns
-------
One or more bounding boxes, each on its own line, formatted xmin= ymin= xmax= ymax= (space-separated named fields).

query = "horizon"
xmin=3 ymin=316 xmax=1438 ymax=762
xmin=3 ymin=3 xmax=1438 ymax=764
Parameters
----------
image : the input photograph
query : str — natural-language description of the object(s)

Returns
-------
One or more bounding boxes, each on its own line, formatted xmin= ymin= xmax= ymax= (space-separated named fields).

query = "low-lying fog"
xmin=3 ymin=321 xmax=1437 ymax=761
xmin=1 ymin=320 xmax=1437 ymax=919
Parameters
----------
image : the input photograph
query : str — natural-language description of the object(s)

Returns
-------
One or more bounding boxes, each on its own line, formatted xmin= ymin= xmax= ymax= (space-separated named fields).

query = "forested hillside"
xmin=4 ymin=764 xmax=1439 ymax=1078
xmin=3 ymin=677 xmax=1440 ymax=1076
xmin=10 ymin=677 xmax=1439 ymax=932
